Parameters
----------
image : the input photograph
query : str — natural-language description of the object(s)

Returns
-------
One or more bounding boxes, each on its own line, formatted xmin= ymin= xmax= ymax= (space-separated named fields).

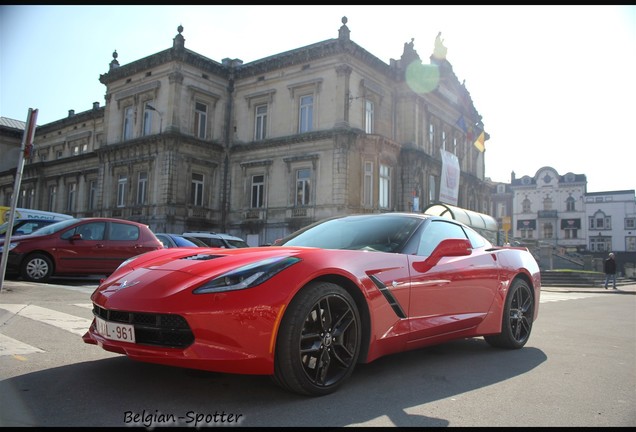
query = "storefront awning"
xmin=517 ymin=219 xmax=537 ymax=230
xmin=561 ymin=218 xmax=581 ymax=229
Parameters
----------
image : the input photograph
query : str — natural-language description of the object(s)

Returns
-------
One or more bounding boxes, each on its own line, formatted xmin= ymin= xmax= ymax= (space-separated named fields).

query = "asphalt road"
xmin=0 ymin=278 xmax=634 ymax=427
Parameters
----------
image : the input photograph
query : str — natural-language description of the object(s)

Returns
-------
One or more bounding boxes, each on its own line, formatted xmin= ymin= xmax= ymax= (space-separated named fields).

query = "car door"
xmin=406 ymin=219 xmax=500 ymax=343
xmin=54 ymin=221 xmax=108 ymax=273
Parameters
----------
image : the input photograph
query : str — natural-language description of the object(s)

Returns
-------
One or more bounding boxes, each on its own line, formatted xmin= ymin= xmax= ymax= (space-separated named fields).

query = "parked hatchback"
xmin=0 ymin=217 xmax=163 ymax=282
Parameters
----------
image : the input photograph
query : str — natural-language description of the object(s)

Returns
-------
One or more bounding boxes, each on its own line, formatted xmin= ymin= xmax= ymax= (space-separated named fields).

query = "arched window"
xmin=522 ymin=198 xmax=531 ymax=213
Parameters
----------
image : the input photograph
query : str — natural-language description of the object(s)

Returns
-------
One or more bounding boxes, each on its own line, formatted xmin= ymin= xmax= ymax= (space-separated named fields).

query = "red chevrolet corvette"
xmin=83 ymin=212 xmax=541 ymax=396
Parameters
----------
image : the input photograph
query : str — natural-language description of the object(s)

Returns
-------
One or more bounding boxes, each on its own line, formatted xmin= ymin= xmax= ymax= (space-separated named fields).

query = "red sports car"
xmin=83 ymin=212 xmax=541 ymax=396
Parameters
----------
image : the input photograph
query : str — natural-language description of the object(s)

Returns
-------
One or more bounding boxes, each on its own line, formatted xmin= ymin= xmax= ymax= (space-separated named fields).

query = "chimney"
xmin=68 ymin=109 xmax=75 ymax=117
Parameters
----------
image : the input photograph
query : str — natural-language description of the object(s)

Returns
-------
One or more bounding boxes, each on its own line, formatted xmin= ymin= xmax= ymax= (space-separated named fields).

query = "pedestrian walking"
xmin=604 ymin=252 xmax=617 ymax=289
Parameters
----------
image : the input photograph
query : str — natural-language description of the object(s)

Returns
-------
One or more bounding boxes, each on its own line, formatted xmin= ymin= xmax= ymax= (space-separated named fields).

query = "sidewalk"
xmin=541 ymin=282 xmax=636 ymax=295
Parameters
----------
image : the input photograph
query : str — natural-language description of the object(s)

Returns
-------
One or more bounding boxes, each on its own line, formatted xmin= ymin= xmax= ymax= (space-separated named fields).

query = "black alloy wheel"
xmin=274 ymin=281 xmax=362 ymax=396
xmin=484 ymin=278 xmax=534 ymax=349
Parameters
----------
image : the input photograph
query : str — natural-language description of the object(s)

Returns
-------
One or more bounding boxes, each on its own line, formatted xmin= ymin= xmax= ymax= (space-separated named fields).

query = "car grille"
xmin=93 ymin=304 xmax=194 ymax=348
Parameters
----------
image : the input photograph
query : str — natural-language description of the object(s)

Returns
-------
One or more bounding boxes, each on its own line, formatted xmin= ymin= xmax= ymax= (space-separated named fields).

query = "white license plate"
xmin=95 ymin=316 xmax=135 ymax=343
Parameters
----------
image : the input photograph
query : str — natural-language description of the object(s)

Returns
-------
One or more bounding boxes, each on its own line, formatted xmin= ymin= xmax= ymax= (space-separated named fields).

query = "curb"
xmin=541 ymin=286 xmax=636 ymax=295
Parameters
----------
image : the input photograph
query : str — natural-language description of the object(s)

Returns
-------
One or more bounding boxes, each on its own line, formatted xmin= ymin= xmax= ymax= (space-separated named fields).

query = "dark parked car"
xmin=0 ymin=217 xmax=163 ymax=282
xmin=155 ymin=233 xmax=206 ymax=248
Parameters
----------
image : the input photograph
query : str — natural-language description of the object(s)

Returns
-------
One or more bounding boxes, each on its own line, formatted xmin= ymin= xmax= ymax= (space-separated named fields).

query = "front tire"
xmin=484 ymin=278 xmax=534 ymax=349
xmin=21 ymin=253 xmax=54 ymax=283
xmin=274 ymin=281 xmax=361 ymax=396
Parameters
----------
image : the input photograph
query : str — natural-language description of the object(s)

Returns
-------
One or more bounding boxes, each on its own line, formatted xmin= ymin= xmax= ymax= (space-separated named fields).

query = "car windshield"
xmin=29 ymin=218 xmax=81 ymax=236
xmin=280 ymin=214 xmax=423 ymax=252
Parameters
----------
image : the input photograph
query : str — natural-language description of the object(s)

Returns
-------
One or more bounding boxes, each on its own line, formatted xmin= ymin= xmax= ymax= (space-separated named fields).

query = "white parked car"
xmin=182 ymin=232 xmax=248 ymax=248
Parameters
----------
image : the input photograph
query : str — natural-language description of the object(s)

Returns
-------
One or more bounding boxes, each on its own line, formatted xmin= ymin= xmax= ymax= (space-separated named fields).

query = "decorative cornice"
xmin=100 ymin=48 xmax=229 ymax=85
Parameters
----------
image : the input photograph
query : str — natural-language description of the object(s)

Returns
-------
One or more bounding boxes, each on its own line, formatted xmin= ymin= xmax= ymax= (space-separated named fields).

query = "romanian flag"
xmin=474 ymin=131 xmax=485 ymax=152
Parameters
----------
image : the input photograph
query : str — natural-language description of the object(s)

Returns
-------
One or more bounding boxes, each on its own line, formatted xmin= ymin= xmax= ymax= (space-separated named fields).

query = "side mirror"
xmin=70 ymin=233 xmax=83 ymax=241
xmin=413 ymin=238 xmax=472 ymax=273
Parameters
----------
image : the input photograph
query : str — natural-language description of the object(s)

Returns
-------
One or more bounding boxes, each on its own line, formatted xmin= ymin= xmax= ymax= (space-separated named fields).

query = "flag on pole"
xmin=474 ymin=131 xmax=485 ymax=152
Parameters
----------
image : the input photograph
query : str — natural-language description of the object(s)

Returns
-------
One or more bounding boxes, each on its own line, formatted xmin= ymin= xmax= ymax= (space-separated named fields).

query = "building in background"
xmin=500 ymin=166 xmax=635 ymax=273
xmin=0 ymin=18 xmax=492 ymax=246
xmin=584 ymin=189 xmax=636 ymax=276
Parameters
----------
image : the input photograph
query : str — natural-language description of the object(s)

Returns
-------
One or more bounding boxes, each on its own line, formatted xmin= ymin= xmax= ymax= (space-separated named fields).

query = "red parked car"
xmin=1 ymin=217 xmax=163 ymax=282
xmin=83 ymin=212 xmax=541 ymax=396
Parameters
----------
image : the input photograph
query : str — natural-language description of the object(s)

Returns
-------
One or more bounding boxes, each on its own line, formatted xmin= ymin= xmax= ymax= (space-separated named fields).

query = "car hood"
xmin=92 ymin=247 xmax=310 ymax=304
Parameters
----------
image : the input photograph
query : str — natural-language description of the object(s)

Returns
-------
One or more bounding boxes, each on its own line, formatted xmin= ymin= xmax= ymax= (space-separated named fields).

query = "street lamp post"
xmin=146 ymin=104 xmax=163 ymax=134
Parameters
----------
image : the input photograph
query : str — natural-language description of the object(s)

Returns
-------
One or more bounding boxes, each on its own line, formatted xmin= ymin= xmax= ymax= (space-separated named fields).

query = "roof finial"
xmin=109 ymin=50 xmax=119 ymax=70
xmin=338 ymin=16 xmax=350 ymax=41
xmin=174 ymin=24 xmax=185 ymax=50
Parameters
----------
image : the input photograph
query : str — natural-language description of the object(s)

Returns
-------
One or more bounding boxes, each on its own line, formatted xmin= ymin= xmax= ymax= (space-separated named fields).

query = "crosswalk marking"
xmin=0 ymin=333 xmax=44 ymax=355
xmin=0 ymin=304 xmax=92 ymax=336
xmin=539 ymin=292 xmax=605 ymax=303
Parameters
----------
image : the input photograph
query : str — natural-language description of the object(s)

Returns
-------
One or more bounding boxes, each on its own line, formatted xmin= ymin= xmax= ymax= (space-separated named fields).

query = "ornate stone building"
xmin=510 ymin=166 xmax=588 ymax=253
xmin=0 ymin=18 xmax=492 ymax=246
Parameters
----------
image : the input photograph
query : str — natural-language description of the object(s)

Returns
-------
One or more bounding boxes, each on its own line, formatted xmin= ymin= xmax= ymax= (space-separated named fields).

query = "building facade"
xmin=585 ymin=190 xmax=636 ymax=254
xmin=510 ymin=166 xmax=588 ymax=253
xmin=488 ymin=166 xmax=635 ymax=273
xmin=0 ymin=19 xmax=492 ymax=246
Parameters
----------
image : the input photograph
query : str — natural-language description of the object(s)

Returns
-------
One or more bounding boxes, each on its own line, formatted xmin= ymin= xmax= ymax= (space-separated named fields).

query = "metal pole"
xmin=0 ymin=108 xmax=38 ymax=292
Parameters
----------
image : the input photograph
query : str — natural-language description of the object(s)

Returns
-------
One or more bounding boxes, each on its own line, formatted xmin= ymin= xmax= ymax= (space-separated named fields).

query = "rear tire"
xmin=484 ymin=278 xmax=534 ymax=349
xmin=274 ymin=281 xmax=361 ymax=396
xmin=21 ymin=253 xmax=54 ymax=283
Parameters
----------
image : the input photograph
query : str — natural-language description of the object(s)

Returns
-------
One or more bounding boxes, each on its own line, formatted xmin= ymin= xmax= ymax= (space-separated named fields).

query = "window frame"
xmin=364 ymin=99 xmax=374 ymax=134
xmin=254 ymin=104 xmax=268 ymax=140
xmin=67 ymin=182 xmax=76 ymax=213
xmin=295 ymin=167 xmax=311 ymax=206
xmin=88 ymin=180 xmax=97 ymax=210
xmin=194 ymin=101 xmax=208 ymax=140
xmin=379 ymin=163 xmax=392 ymax=209
xmin=251 ymin=174 xmax=265 ymax=208
xmin=142 ymin=101 xmax=154 ymax=136
xmin=123 ymin=106 xmax=134 ymax=141
xmin=137 ymin=171 xmax=148 ymax=205
xmin=298 ymin=94 xmax=314 ymax=133
xmin=117 ymin=175 xmax=127 ymax=208
xmin=363 ymin=161 xmax=373 ymax=207
xmin=191 ymin=172 xmax=204 ymax=206
xmin=48 ymin=185 xmax=57 ymax=212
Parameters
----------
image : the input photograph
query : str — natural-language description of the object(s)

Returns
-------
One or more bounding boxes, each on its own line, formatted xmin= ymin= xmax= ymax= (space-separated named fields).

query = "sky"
xmin=1 ymin=5 xmax=635 ymax=193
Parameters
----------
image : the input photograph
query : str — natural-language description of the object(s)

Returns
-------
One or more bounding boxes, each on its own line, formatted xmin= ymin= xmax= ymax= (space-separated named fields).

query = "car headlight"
xmin=112 ymin=252 xmax=150 ymax=273
xmin=193 ymin=256 xmax=300 ymax=294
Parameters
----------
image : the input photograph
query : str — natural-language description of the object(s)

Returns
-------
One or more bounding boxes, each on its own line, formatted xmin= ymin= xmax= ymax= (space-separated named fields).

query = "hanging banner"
xmin=439 ymin=148 xmax=460 ymax=206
